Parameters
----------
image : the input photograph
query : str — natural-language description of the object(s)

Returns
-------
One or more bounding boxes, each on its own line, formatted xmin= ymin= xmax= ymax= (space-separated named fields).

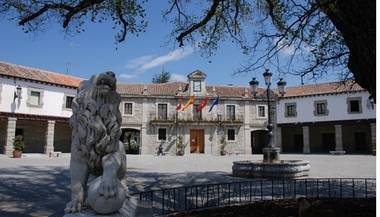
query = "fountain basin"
xmin=232 ymin=160 xmax=310 ymax=178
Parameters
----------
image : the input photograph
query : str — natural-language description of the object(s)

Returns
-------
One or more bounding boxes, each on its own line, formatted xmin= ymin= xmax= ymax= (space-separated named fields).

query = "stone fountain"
xmin=232 ymin=70 xmax=310 ymax=178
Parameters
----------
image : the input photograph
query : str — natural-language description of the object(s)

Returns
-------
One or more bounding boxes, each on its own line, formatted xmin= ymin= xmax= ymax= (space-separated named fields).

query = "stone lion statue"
xmin=65 ymin=71 xmax=128 ymax=215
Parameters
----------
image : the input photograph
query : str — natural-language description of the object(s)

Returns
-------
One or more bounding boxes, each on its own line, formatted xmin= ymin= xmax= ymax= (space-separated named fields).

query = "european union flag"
xmin=208 ymin=96 xmax=219 ymax=112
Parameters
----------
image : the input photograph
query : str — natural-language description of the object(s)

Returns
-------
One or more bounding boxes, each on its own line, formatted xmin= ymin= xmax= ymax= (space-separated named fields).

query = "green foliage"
xmin=13 ymin=135 xmax=24 ymax=151
xmin=152 ymin=70 xmax=171 ymax=84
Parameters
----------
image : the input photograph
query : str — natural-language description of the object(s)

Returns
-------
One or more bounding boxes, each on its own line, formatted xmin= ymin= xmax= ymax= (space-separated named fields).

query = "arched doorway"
xmin=251 ymin=130 xmax=268 ymax=154
xmin=120 ymin=128 xmax=141 ymax=154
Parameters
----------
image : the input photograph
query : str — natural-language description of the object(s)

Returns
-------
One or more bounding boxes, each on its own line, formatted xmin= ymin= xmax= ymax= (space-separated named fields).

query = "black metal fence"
xmin=131 ymin=178 xmax=376 ymax=216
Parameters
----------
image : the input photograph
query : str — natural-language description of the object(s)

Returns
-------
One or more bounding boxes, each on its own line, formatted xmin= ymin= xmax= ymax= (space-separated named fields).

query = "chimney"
xmin=143 ymin=85 xmax=148 ymax=95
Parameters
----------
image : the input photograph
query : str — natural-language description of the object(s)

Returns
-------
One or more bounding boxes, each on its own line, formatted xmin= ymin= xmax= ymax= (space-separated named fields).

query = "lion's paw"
xmin=64 ymin=199 xmax=83 ymax=213
xmin=100 ymin=177 xmax=117 ymax=198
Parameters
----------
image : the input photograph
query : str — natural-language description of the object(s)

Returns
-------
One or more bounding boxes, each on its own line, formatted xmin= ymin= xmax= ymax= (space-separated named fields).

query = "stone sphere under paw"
xmin=86 ymin=177 xmax=126 ymax=214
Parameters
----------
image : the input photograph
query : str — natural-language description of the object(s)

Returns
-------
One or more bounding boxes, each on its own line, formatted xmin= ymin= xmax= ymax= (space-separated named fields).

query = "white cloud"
xmin=119 ymin=73 xmax=137 ymax=80
xmin=170 ymin=73 xmax=187 ymax=82
xmin=126 ymin=46 xmax=194 ymax=73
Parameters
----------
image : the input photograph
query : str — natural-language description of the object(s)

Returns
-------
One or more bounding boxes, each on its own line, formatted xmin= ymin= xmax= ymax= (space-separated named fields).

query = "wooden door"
xmin=190 ymin=129 xmax=204 ymax=153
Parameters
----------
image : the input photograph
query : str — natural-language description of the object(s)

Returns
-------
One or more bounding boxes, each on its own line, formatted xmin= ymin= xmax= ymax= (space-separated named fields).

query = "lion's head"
xmin=70 ymin=71 xmax=122 ymax=176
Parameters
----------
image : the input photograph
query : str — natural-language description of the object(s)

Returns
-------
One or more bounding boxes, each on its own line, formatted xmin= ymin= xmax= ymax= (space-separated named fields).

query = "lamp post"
xmin=250 ymin=69 xmax=286 ymax=163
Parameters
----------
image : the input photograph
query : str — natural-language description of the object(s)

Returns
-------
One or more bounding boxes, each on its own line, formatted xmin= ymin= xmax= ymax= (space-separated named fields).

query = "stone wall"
xmin=0 ymin=120 xmax=6 ymax=154
xmin=342 ymin=123 xmax=371 ymax=153
xmin=54 ymin=122 xmax=72 ymax=153
xmin=16 ymin=120 xmax=47 ymax=153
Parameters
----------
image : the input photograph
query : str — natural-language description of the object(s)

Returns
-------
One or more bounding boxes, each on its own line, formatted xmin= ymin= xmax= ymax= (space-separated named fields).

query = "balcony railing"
xmin=149 ymin=113 xmax=244 ymax=125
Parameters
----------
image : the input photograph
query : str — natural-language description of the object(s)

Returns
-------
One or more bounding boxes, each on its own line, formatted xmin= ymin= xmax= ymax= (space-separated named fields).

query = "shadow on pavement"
xmin=0 ymin=166 xmax=244 ymax=217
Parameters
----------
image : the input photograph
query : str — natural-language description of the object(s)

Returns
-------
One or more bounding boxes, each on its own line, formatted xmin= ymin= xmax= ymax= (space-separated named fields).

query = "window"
xmin=226 ymin=105 xmax=236 ymax=120
xmin=347 ymin=97 xmax=362 ymax=113
xmin=193 ymin=104 xmax=202 ymax=120
xmin=313 ymin=100 xmax=328 ymax=116
xmin=27 ymin=89 xmax=44 ymax=107
xmin=258 ymin=105 xmax=266 ymax=117
xmin=227 ymin=129 xmax=235 ymax=141
xmin=157 ymin=104 xmax=168 ymax=120
xmin=193 ymin=80 xmax=201 ymax=92
xmin=124 ymin=102 xmax=133 ymax=115
xmin=65 ymin=96 xmax=74 ymax=109
xmin=285 ymin=103 xmax=297 ymax=117
xmin=158 ymin=128 xmax=167 ymax=140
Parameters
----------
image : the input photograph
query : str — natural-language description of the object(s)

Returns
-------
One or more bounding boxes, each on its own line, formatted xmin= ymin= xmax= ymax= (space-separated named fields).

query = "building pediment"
xmin=187 ymin=70 xmax=206 ymax=80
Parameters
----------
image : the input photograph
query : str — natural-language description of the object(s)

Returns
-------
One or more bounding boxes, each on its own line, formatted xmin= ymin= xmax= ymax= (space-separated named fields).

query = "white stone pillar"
xmin=243 ymin=101 xmax=251 ymax=154
xmin=302 ymin=126 xmax=310 ymax=154
xmin=330 ymin=124 xmax=345 ymax=154
xmin=276 ymin=127 xmax=282 ymax=152
xmin=140 ymin=124 xmax=148 ymax=155
xmin=370 ymin=123 xmax=376 ymax=155
xmin=45 ymin=120 xmax=55 ymax=155
xmin=4 ymin=117 xmax=17 ymax=157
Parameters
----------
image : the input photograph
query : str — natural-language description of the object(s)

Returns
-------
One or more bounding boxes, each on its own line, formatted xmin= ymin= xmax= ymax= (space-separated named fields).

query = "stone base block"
xmin=329 ymin=150 xmax=346 ymax=155
xmin=63 ymin=197 xmax=152 ymax=217
xmin=232 ymin=160 xmax=310 ymax=178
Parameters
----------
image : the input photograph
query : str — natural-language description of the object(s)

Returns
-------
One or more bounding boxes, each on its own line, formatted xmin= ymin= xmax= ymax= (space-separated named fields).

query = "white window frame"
xmin=225 ymin=104 xmax=236 ymax=121
xmin=157 ymin=127 xmax=167 ymax=141
xmin=284 ymin=102 xmax=297 ymax=118
xmin=156 ymin=102 xmax=169 ymax=120
xmin=347 ymin=97 xmax=362 ymax=114
xmin=256 ymin=105 xmax=267 ymax=118
xmin=123 ymin=102 xmax=134 ymax=116
xmin=226 ymin=128 xmax=236 ymax=142
xmin=193 ymin=80 xmax=202 ymax=92
xmin=62 ymin=94 xmax=75 ymax=111
xmin=27 ymin=87 xmax=44 ymax=108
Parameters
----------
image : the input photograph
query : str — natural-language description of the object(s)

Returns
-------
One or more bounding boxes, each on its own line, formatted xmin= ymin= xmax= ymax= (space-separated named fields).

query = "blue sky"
xmin=0 ymin=1 xmax=338 ymax=87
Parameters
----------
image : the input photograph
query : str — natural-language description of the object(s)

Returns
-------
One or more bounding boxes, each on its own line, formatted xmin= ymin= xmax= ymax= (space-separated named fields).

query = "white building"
xmin=276 ymin=81 xmax=376 ymax=154
xmin=0 ymin=61 xmax=81 ymax=155
xmin=0 ymin=61 xmax=275 ymax=156
xmin=0 ymin=61 xmax=375 ymax=156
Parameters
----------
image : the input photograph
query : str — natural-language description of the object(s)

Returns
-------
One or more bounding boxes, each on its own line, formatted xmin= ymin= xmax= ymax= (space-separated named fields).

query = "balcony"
xmin=149 ymin=113 xmax=244 ymax=126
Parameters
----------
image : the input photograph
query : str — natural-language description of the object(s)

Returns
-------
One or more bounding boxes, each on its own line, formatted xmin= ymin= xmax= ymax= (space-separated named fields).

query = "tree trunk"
xmin=321 ymin=0 xmax=376 ymax=101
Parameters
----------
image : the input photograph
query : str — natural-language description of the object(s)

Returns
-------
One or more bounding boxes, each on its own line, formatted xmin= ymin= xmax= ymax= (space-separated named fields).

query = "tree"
xmin=0 ymin=0 xmax=375 ymax=100
xmin=152 ymin=70 xmax=171 ymax=83
xmin=164 ymin=0 xmax=375 ymax=100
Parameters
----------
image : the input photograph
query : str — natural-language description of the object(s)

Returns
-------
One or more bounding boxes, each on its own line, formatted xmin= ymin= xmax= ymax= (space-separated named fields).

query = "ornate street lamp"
xmin=249 ymin=77 xmax=259 ymax=97
xmin=277 ymin=78 xmax=287 ymax=96
xmin=258 ymin=69 xmax=286 ymax=163
xmin=14 ymin=85 xmax=22 ymax=102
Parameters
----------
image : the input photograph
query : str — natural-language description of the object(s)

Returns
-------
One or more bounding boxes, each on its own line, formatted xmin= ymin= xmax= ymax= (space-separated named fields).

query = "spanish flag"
xmin=196 ymin=96 xmax=208 ymax=112
xmin=182 ymin=95 xmax=195 ymax=111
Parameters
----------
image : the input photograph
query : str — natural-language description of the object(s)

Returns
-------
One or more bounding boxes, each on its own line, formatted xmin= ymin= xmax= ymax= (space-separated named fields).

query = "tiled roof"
xmin=281 ymin=80 xmax=365 ymax=98
xmin=117 ymin=82 xmax=187 ymax=96
xmin=0 ymin=61 xmax=83 ymax=88
xmin=0 ymin=61 xmax=366 ymax=98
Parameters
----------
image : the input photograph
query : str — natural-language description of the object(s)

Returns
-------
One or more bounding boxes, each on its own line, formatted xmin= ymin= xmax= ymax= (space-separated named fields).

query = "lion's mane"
xmin=70 ymin=73 xmax=122 ymax=176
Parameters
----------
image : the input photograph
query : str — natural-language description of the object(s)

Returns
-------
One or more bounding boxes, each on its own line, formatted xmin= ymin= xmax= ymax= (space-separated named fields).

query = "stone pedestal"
xmin=262 ymin=147 xmax=280 ymax=163
xmin=63 ymin=197 xmax=152 ymax=217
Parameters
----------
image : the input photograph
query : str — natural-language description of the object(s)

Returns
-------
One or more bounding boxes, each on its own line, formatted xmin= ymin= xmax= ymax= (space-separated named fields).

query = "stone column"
xmin=4 ymin=117 xmax=17 ymax=157
xmin=302 ymin=126 xmax=310 ymax=154
xmin=44 ymin=120 xmax=55 ymax=155
xmin=243 ymin=101 xmax=251 ymax=154
xmin=370 ymin=123 xmax=376 ymax=155
xmin=330 ymin=124 xmax=345 ymax=154
xmin=276 ymin=127 xmax=282 ymax=152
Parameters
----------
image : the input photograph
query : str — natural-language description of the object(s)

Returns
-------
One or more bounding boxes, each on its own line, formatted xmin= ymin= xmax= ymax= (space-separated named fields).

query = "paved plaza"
xmin=0 ymin=154 xmax=375 ymax=217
